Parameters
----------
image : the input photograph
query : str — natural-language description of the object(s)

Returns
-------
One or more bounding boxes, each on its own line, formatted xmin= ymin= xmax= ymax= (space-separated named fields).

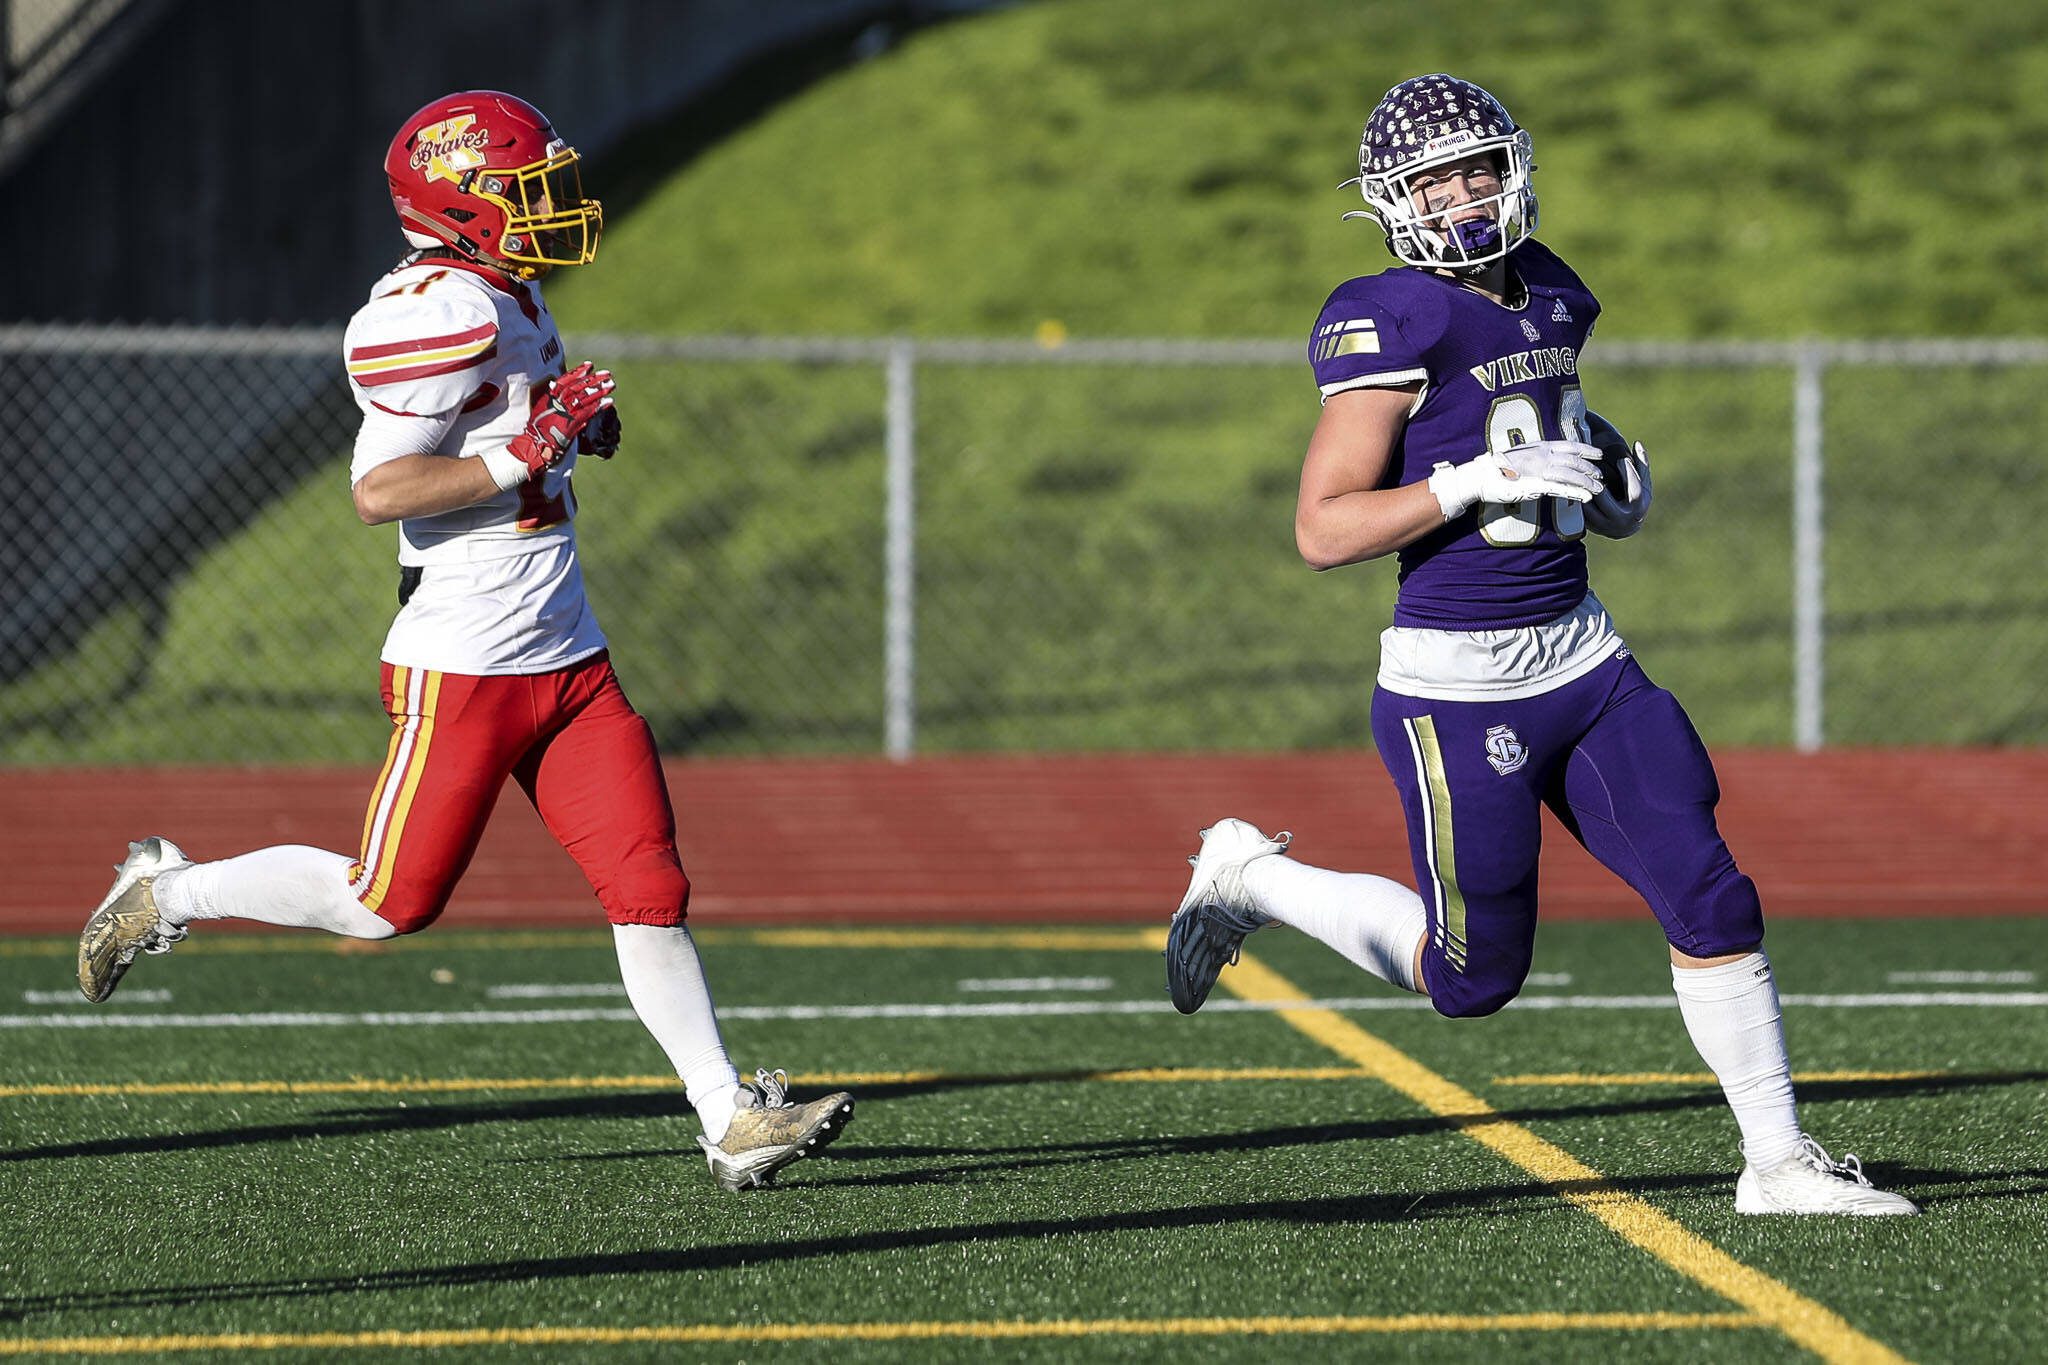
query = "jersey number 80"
xmin=1480 ymin=387 xmax=1589 ymax=547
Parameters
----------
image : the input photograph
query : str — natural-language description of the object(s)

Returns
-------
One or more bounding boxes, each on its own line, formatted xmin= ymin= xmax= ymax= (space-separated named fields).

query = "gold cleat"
xmin=77 ymin=837 xmax=192 ymax=1003
xmin=697 ymin=1068 xmax=855 ymax=1191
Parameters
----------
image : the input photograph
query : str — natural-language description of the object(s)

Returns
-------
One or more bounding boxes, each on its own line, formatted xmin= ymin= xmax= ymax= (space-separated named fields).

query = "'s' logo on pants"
xmin=1485 ymin=724 xmax=1529 ymax=776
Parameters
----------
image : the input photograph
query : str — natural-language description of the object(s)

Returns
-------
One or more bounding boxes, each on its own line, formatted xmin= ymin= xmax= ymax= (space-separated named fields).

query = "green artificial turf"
xmin=3 ymin=916 xmax=2043 ymax=1362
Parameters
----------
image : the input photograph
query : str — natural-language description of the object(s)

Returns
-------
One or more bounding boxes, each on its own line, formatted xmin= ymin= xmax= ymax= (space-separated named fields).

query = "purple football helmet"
xmin=1344 ymin=74 xmax=1538 ymax=270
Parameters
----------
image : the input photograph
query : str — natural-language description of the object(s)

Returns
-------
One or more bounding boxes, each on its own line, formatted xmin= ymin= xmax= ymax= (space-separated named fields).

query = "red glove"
xmin=579 ymin=405 xmax=622 ymax=459
xmin=506 ymin=361 xmax=615 ymax=478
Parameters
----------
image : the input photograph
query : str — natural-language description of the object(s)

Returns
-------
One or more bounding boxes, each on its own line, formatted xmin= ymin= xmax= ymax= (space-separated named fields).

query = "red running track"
xmin=3 ymin=750 xmax=2044 ymax=933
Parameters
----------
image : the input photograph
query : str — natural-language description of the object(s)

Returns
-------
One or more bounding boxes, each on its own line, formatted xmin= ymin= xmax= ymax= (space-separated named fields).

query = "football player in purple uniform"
xmin=1166 ymin=74 xmax=1915 ymax=1215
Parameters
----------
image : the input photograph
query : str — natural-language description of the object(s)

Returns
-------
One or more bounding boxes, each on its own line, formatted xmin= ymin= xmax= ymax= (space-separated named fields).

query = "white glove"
xmin=1583 ymin=439 xmax=1652 ymax=539
xmin=1427 ymin=439 xmax=1602 ymax=521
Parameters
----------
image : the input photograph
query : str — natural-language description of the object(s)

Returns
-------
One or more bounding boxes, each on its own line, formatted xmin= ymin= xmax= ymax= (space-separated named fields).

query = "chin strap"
xmin=405 ymin=243 xmax=538 ymax=284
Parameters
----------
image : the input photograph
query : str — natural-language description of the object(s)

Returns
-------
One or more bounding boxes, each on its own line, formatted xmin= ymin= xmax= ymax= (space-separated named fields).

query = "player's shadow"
xmin=547 ymin=1112 xmax=1456 ymax=1184
xmin=1471 ymin=1068 xmax=2048 ymax=1133
xmin=8 ymin=1164 xmax=2042 ymax=1328
xmin=4 ymin=1068 xmax=2039 ymax=1168
xmin=0 ymin=1091 xmax=694 ymax=1165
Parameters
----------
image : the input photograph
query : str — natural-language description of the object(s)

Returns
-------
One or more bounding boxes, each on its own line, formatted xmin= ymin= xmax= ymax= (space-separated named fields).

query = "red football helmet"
xmin=384 ymin=91 xmax=603 ymax=279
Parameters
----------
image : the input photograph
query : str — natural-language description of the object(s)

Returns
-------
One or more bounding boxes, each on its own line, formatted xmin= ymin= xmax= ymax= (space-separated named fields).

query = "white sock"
xmin=612 ymin=923 xmax=744 ymax=1142
xmin=1240 ymin=855 xmax=1428 ymax=994
xmin=153 ymin=847 xmax=396 ymax=939
xmin=1670 ymin=951 xmax=1802 ymax=1169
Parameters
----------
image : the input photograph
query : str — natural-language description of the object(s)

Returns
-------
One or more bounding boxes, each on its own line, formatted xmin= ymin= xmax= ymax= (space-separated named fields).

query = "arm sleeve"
xmin=350 ymin=407 xmax=456 ymax=486
xmin=1307 ymin=285 xmax=1432 ymax=405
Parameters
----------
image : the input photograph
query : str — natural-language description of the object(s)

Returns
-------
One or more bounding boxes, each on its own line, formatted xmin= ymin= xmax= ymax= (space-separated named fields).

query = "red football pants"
xmin=348 ymin=652 xmax=689 ymax=933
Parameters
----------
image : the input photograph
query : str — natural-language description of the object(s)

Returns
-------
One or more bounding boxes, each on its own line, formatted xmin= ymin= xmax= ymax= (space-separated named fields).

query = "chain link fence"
xmin=4 ymin=325 xmax=2044 ymax=765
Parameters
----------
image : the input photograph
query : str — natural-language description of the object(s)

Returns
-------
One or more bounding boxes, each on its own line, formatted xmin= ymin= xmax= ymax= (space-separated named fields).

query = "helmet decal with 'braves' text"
xmin=411 ymin=116 xmax=491 ymax=184
xmin=385 ymin=92 xmax=603 ymax=276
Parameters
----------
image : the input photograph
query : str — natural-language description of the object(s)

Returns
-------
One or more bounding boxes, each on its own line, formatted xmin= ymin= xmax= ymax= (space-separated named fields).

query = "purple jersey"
xmin=1308 ymin=239 xmax=1602 ymax=629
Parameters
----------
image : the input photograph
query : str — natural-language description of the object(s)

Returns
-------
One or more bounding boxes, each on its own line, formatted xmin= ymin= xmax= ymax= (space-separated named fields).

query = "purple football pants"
xmin=1371 ymin=649 xmax=1763 ymax=1019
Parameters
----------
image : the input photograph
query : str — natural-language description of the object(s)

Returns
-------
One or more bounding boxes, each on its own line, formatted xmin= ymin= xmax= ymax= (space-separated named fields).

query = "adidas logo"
xmin=1552 ymin=298 xmax=1572 ymax=323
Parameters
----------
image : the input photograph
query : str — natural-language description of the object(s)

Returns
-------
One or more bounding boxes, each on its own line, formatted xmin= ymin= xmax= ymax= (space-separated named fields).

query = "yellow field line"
xmin=0 ymin=927 xmax=1152 ymax=958
xmin=741 ymin=928 xmax=1156 ymax=950
xmin=1494 ymin=1070 xmax=1947 ymax=1087
xmin=0 ymin=1075 xmax=679 ymax=1099
xmin=1074 ymin=1066 xmax=1369 ymax=1083
xmin=0 ymin=1312 xmax=1765 ymax=1355
xmin=1213 ymin=948 xmax=1910 ymax=1365
xmin=0 ymin=933 xmax=587 ymax=958
xmin=0 ymin=1066 xmax=1370 ymax=1100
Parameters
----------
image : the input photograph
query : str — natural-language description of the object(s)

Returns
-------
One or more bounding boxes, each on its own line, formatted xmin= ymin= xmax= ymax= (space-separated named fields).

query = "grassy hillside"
xmin=7 ymin=0 xmax=2047 ymax=763
xmin=556 ymin=0 xmax=2048 ymax=340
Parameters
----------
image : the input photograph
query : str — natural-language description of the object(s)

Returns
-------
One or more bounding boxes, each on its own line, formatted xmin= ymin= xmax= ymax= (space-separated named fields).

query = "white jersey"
xmin=342 ymin=257 xmax=607 ymax=675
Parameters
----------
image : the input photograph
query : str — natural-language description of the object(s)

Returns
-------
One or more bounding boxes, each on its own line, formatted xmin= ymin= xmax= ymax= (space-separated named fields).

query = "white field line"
xmin=487 ymin=978 xmax=1123 ymax=999
xmin=1 ymin=991 xmax=2043 ymax=1030
xmin=1887 ymin=970 xmax=2035 ymax=984
xmin=957 ymin=977 xmax=1116 ymax=992
xmin=21 ymin=989 xmax=172 ymax=1004
xmin=487 ymin=984 xmax=626 ymax=999
xmin=489 ymin=978 xmax=1130 ymax=998
xmin=483 ymin=971 xmax=1925 ymax=1002
xmin=467 ymin=970 xmax=1998 ymax=1003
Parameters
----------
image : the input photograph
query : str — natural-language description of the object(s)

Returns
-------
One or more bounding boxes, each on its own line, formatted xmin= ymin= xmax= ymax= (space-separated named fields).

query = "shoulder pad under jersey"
xmin=1308 ymin=270 xmax=1450 ymax=402
xmin=1513 ymin=240 xmax=1603 ymax=325
xmin=343 ymin=277 xmax=501 ymax=417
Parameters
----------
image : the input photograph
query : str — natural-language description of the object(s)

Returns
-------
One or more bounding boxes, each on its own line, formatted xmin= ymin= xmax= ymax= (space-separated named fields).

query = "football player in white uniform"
xmin=77 ymin=91 xmax=851 ymax=1192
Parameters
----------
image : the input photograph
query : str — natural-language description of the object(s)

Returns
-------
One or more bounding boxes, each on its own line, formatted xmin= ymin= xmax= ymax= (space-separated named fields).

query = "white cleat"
xmin=77 ymin=837 xmax=192 ymax=1004
xmin=1735 ymin=1136 xmax=1920 ymax=1215
xmin=697 ymin=1068 xmax=855 ymax=1192
xmin=1164 ymin=818 xmax=1290 ymax=1014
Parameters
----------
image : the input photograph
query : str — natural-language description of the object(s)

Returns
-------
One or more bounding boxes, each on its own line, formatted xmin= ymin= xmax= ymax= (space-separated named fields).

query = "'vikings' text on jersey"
xmin=1308 ymin=238 xmax=1601 ymax=630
